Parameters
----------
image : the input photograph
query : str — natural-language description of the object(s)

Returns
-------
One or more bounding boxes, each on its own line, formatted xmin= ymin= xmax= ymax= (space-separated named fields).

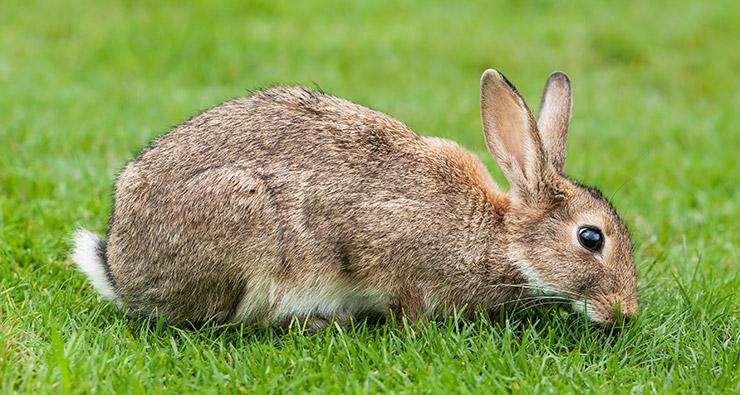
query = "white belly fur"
xmin=232 ymin=278 xmax=389 ymax=323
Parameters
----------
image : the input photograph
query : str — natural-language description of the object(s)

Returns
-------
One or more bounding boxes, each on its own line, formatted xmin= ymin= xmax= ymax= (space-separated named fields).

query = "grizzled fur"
xmin=73 ymin=70 xmax=638 ymax=328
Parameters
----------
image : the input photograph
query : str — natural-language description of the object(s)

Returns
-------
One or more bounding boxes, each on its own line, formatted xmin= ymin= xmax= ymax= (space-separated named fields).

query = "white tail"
xmin=72 ymin=228 xmax=118 ymax=301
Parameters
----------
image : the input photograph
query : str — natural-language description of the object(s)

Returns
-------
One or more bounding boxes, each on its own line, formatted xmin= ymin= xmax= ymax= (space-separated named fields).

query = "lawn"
xmin=1 ymin=0 xmax=738 ymax=393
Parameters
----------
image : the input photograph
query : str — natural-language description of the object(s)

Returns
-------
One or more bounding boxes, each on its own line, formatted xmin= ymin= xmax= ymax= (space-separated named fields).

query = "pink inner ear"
xmin=501 ymin=125 xmax=528 ymax=176
xmin=495 ymin=93 xmax=530 ymax=177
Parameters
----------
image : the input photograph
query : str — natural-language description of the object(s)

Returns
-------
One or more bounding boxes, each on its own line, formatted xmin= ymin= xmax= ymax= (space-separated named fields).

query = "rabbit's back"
xmin=105 ymin=87 xmax=502 ymax=323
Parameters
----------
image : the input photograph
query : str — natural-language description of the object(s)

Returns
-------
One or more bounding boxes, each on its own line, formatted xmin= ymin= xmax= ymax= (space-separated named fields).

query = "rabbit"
xmin=72 ymin=69 xmax=638 ymax=329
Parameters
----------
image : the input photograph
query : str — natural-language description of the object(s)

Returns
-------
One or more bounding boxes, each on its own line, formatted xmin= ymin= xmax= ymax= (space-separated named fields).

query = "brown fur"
xmin=77 ymin=70 xmax=637 ymax=327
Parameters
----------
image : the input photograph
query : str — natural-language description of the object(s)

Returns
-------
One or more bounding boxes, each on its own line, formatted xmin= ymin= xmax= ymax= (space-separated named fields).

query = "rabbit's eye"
xmin=578 ymin=226 xmax=603 ymax=252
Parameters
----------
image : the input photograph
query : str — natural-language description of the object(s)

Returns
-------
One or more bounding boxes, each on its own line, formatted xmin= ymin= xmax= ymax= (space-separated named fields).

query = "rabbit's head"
xmin=480 ymin=70 xmax=637 ymax=325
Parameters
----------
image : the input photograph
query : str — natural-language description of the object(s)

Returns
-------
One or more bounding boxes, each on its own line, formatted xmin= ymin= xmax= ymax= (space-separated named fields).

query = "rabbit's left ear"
xmin=537 ymin=71 xmax=572 ymax=174
xmin=480 ymin=69 xmax=548 ymax=204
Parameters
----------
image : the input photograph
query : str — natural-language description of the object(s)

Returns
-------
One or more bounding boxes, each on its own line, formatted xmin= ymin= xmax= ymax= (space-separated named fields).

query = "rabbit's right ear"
xmin=537 ymin=71 xmax=572 ymax=174
xmin=480 ymin=69 xmax=547 ymax=204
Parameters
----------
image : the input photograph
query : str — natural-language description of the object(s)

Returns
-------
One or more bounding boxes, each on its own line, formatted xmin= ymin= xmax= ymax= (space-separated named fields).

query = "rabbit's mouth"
xmin=571 ymin=295 xmax=637 ymax=326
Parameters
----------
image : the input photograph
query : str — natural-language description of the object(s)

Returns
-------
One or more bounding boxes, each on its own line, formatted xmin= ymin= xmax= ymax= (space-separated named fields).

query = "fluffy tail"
xmin=72 ymin=228 xmax=118 ymax=301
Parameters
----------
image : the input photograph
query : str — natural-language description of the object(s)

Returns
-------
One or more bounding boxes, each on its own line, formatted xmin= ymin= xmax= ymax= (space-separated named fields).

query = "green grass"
xmin=1 ymin=0 xmax=738 ymax=393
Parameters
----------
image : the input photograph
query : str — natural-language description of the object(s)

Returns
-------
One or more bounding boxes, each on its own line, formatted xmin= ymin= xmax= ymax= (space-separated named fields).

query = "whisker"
xmin=486 ymin=283 xmax=580 ymax=298
xmin=609 ymin=178 xmax=633 ymax=201
xmin=488 ymin=295 xmax=572 ymax=311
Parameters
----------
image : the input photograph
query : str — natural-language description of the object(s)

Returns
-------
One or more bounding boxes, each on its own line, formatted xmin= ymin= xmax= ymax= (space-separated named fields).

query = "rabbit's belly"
xmin=232 ymin=278 xmax=389 ymax=323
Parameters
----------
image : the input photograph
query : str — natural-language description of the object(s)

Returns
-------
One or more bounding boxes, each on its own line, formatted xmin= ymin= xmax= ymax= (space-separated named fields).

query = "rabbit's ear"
xmin=537 ymin=71 xmax=572 ymax=174
xmin=480 ymin=69 xmax=547 ymax=203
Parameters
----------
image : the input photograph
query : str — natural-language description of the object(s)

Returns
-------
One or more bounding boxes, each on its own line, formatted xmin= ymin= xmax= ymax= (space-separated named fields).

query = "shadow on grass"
xmin=95 ymin=300 xmax=636 ymax=352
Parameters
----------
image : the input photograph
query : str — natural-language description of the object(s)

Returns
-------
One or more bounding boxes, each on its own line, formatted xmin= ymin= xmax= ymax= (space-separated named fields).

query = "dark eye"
xmin=578 ymin=226 xmax=604 ymax=252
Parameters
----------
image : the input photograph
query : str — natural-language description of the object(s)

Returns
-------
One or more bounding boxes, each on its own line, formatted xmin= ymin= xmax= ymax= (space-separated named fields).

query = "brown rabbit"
xmin=72 ymin=69 xmax=637 ymax=329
